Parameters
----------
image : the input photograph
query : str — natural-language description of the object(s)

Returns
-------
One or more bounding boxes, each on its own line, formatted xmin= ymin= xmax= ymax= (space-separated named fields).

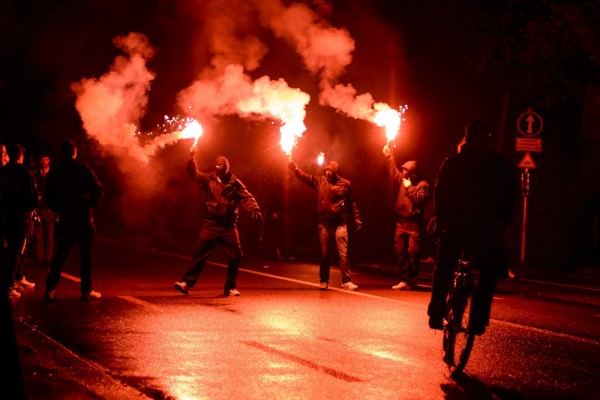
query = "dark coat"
xmin=293 ymin=167 xmax=361 ymax=226
xmin=0 ymin=162 xmax=38 ymax=217
xmin=187 ymin=160 xmax=260 ymax=228
xmin=384 ymin=155 xmax=430 ymax=223
xmin=45 ymin=158 xmax=102 ymax=219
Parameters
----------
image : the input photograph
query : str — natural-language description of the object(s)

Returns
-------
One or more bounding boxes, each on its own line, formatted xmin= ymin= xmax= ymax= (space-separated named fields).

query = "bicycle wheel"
xmin=443 ymin=284 xmax=476 ymax=375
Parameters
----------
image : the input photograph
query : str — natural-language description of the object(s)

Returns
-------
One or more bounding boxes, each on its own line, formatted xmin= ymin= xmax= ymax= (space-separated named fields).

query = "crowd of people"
xmin=0 ymin=140 xmax=103 ymax=302
xmin=2 ymin=120 xmax=517 ymax=336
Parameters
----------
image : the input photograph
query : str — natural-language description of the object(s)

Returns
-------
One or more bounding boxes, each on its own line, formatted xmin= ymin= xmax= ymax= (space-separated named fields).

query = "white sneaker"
xmin=174 ymin=281 xmax=190 ymax=295
xmin=81 ymin=290 xmax=102 ymax=301
xmin=9 ymin=287 xmax=22 ymax=298
xmin=227 ymin=288 xmax=241 ymax=296
xmin=319 ymin=282 xmax=329 ymax=290
xmin=341 ymin=281 xmax=358 ymax=291
xmin=392 ymin=281 xmax=410 ymax=291
xmin=16 ymin=276 xmax=35 ymax=289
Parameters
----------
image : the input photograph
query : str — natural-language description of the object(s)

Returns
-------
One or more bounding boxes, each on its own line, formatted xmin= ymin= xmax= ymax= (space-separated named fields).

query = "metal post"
xmin=520 ymin=169 xmax=530 ymax=266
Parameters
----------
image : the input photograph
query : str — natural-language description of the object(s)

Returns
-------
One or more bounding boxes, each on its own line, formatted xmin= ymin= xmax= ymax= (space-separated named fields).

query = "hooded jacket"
xmin=384 ymin=154 xmax=430 ymax=223
xmin=187 ymin=159 xmax=260 ymax=228
xmin=293 ymin=165 xmax=360 ymax=225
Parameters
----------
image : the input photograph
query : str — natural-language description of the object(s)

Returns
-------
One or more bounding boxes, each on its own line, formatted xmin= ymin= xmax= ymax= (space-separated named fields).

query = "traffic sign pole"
xmin=520 ymin=168 xmax=530 ymax=266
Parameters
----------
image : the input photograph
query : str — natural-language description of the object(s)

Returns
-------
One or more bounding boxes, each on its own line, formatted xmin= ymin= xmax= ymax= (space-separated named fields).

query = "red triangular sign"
xmin=518 ymin=152 xmax=536 ymax=169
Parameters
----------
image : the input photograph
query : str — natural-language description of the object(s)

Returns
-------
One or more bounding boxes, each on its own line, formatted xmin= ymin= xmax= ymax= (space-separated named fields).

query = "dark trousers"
xmin=427 ymin=233 xmax=504 ymax=329
xmin=35 ymin=208 xmax=56 ymax=267
xmin=5 ymin=213 xmax=29 ymax=287
xmin=318 ymin=222 xmax=350 ymax=283
xmin=393 ymin=221 xmax=422 ymax=282
xmin=182 ymin=221 xmax=243 ymax=291
xmin=45 ymin=216 xmax=95 ymax=294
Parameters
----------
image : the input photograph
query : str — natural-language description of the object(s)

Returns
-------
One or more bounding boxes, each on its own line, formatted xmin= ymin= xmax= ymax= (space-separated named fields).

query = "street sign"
xmin=518 ymin=152 xmax=537 ymax=169
xmin=516 ymin=137 xmax=542 ymax=152
xmin=517 ymin=109 xmax=543 ymax=137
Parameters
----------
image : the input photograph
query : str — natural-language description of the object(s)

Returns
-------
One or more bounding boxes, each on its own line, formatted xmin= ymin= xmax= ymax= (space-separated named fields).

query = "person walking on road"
xmin=44 ymin=140 xmax=103 ymax=302
xmin=427 ymin=121 xmax=517 ymax=335
xmin=174 ymin=153 xmax=263 ymax=297
xmin=382 ymin=145 xmax=430 ymax=291
xmin=0 ymin=144 xmax=38 ymax=298
xmin=288 ymin=159 xmax=362 ymax=290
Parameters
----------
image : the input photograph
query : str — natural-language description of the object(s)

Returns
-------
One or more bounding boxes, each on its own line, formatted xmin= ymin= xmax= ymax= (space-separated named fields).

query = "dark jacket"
xmin=384 ymin=155 xmax=430 ymax=223
xmin=434 ymin=144 xmax=517 ymax=238
xmin=293 ymin=167 xmax=360 ymax=226
xmin=45 ymin=158 xmax=103 ymax=218
xmin=187 ymin=160 xmax=260 ymax=228
xmin=0 ymin=162 xmax=38 ymax=217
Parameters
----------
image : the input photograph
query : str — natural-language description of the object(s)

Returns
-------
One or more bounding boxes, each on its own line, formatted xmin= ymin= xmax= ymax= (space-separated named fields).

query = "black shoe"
xmin=469 ymin=324 xmax=486 ymax=336
xmin=428 ymin=316 xmax=444 ymax=330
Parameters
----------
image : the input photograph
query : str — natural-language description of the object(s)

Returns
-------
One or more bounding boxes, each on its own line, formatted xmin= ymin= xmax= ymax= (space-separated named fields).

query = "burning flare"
xmin=317 ymin=152 xmax=325 ymax=165
xmin=373 ymin=104 xmax=407 ymax=145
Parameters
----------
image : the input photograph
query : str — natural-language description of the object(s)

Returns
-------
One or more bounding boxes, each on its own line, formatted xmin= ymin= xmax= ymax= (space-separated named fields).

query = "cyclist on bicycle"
xmin=427 ymin=120 xmax=517 ymax=335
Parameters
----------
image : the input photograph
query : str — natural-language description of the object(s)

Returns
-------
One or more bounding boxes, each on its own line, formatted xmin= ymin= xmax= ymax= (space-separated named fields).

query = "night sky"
xmin=1 ymin=0 xmax=598 ymax=269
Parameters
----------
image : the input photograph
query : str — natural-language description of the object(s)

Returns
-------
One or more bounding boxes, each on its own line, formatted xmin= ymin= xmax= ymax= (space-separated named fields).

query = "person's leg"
xmin=221 ymin=227 xmax=243 ymax=293
xmin=318 ymin=222 xmax=331 ymax=283
xmin=45 ymin=221 xmax=74 ymax=291
xmin=407 ymin=226 xmax=422 ymax=284
xmin=393 ymin=223 xmax=411 ymax=283
xmin=335 ymin=224 xmax=351 ymax=283
xmin=181 ymin=224 xmax=219 ymax=286
xmin=77 ymin=219 xmax=95 ymax=295
xmin=427 ymin=237 xmax=460 ymax=324
xmin=42 ymin=210 xmax=56 ymax=268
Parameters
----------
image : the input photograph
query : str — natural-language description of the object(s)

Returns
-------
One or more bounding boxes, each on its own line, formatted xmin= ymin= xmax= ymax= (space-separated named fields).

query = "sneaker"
xmin=15 ymin=276 xmax=35 ymax=290
xmin=44 ymin=289 xmax=56 ymax=302
xmin=319 ymin=282 xmax=329 ymax=290
xmin=81 ymin=290 xmax=102 ymax=301
xmin=392 ymin=281 xmax=411 ymax=291
xmin=341 ymin=281 xmax=358 ymax=291
xmin=174 ymin=281 xmax=190 ymax=295
xmin=9 ymin=287 xmax=22 ymax=298
xmin=226 ymin=288 xmax=240 ymax=296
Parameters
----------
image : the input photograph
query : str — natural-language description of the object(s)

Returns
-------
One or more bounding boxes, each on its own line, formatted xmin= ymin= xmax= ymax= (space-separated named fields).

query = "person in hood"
xmin=288 ymin=158 xmax=362 ymax=290
xmin=174 ymin=152 xmax=262 ymax=297
xmin=382 ymin=145 xmax=430 ymax=291
xmin=427 ymin=120 xmax=517 ymax=335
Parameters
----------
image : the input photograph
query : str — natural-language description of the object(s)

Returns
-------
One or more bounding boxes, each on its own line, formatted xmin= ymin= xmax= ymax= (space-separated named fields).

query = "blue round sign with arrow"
xmin=517 ymin=108 xmax=543 ymax=137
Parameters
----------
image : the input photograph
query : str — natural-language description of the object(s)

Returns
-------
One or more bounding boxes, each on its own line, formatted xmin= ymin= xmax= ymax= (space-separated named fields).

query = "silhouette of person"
xmin=44 ymin=140 xmax=103 ymax=302
xmin=33 ymin=152 xmax=57 ymax=269
xmin=0 ymin=144 xmax=38 ymax=298
xmin=427 ymin=121 xmax=517 ymax=335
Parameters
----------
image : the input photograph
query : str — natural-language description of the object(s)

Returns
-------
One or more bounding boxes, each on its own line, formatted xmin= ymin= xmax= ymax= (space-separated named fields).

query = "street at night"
xmin=9 ymin=237 xmax=600 ymax=399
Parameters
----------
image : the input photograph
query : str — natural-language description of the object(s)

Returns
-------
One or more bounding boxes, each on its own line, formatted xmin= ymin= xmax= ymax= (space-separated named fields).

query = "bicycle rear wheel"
xmin=443 ymin=285 xmax=476 ymax=375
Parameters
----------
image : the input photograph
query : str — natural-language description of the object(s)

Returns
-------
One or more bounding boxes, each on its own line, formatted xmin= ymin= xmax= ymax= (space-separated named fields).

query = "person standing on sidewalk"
xmin=33 ymin=152 xmax=57 ymax=270
xmin=0 ymin=144 xmax=38 ymax=298
xmin=174 ymin=153 xmax=263 ymax=297
xmin=382 ymin=145 xmax=430 ymax=291
xmin=44 ymin=140 xmax=103 ymax=302
xmin=288 ymin=159 xmax=362 ymax=290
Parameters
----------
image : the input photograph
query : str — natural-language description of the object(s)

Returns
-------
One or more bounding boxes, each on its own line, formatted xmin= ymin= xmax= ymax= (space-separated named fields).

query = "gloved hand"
xmin=354 ymin=219 xmax=363 ymax=233
xmin=382 ymin=145 xmax=391 ymax=157
xmin=189 ymin=145 xmax=196 ymax=158
xmin=252 ymin=209 xmax=263 ymax=222
xmin=403 ymin=178 xmax=411 ymax=188
xmin=288 ymin=160 xmax=297 ymax=171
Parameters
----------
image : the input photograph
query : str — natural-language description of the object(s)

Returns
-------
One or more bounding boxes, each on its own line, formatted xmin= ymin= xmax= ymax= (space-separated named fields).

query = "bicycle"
xmin=442 ymin=249 xmax=476 ymax=375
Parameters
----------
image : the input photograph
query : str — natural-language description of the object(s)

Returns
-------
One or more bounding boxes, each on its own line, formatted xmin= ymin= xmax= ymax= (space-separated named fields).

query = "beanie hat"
xmin=323 ymin=161 xmax=340 ymax=174
xmin=215 ymin=156 xmax=230 ymax=174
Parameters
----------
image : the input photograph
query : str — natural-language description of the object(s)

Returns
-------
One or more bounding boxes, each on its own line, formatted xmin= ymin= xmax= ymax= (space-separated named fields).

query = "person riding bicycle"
xmin=427 ymin=120 xmax=517 ymax=335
